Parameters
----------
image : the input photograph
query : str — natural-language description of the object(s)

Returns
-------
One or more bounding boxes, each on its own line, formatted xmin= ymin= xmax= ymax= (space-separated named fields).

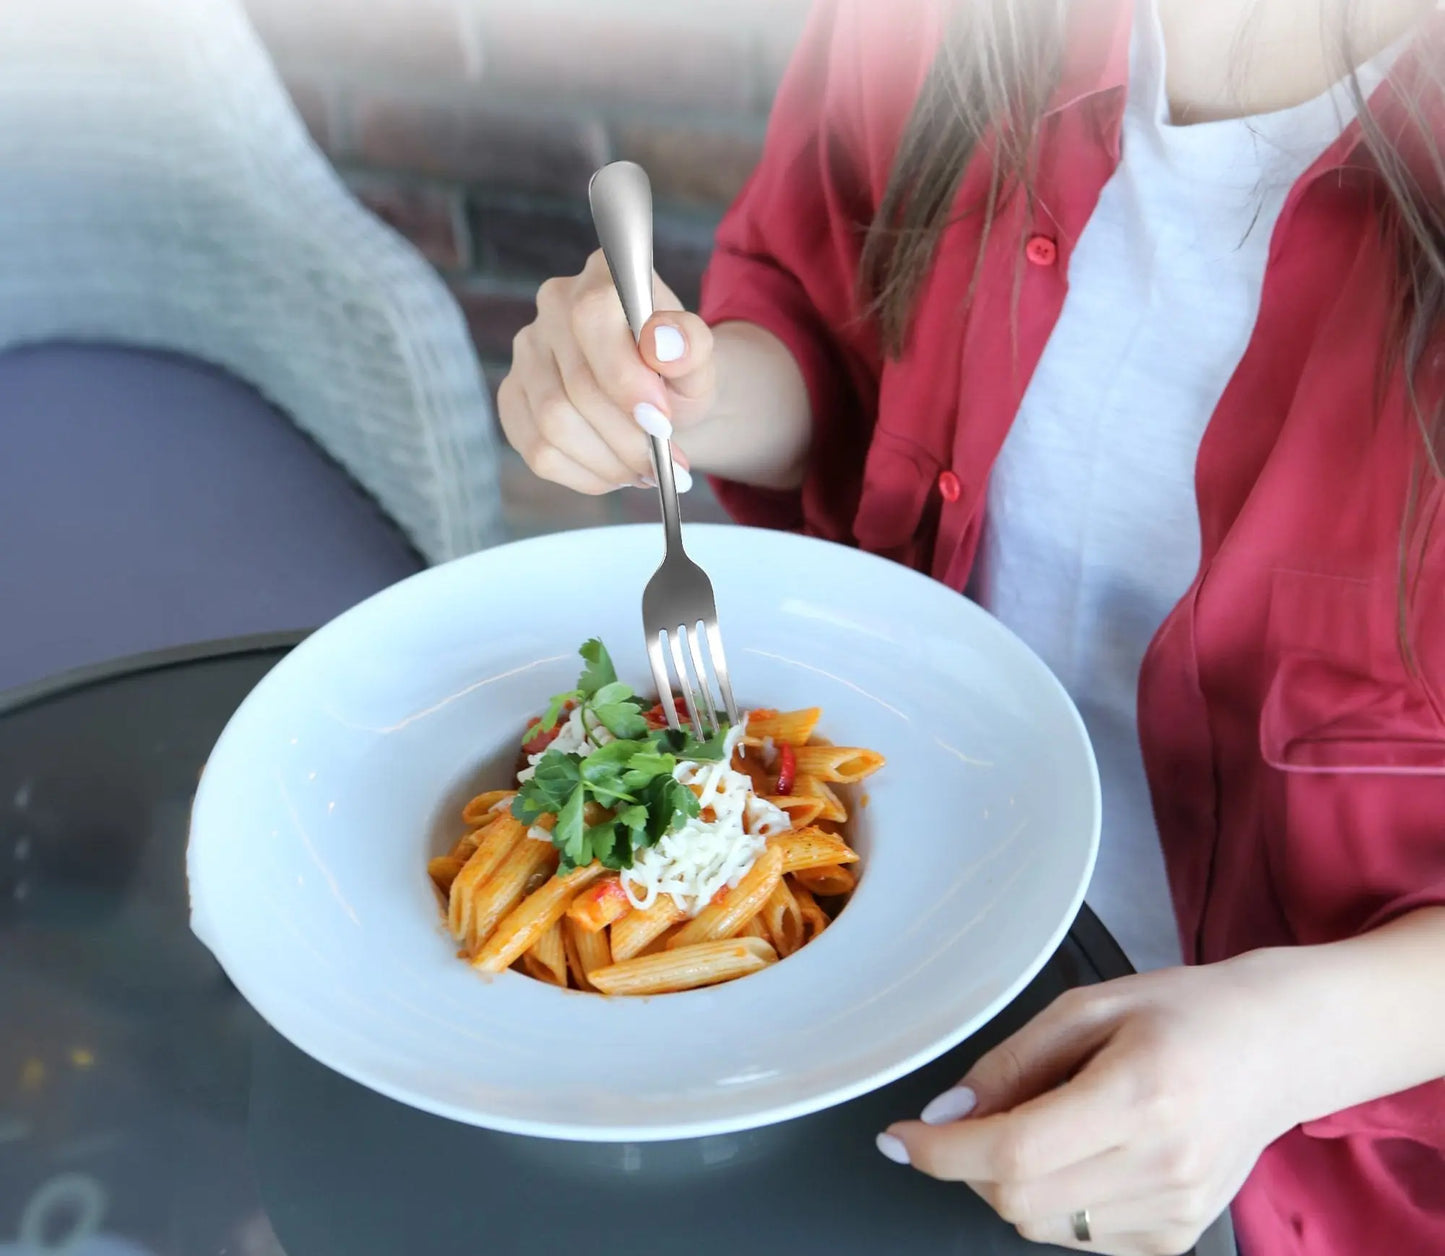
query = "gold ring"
xmin=1070 ymin=1209 xmax=1092 ymax=1242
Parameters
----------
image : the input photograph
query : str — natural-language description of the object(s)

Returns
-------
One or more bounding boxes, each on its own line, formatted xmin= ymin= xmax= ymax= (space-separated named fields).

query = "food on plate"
xmin=428 ymin=639 xmax=884 ymax=995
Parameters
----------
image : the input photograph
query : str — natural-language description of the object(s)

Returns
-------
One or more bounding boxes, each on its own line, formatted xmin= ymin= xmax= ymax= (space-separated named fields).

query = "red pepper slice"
xmin=775 ymin=743 xmax=797 ymax=795
xmin=643 ymin=696 xmax=687 ymax=731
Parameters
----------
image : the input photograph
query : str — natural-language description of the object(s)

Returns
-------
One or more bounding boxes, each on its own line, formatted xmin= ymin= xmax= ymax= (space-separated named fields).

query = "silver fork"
xmin=587 ymin=160 xmax=739 ymax=738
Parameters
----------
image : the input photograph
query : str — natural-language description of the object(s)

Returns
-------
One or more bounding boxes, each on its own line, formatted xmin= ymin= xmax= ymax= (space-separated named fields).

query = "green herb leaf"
xmin=616 ymin=803 xmax=649 ymax=831
xmin=510 ymin=790 xmax=545 ymax=825
xmin=554 ymin=788 xmax=588 ymax=868
xmin=517 ymin=638 xmax=732 ymax=875
xmin=617 ymin=804 xmax=649 ymax=868
xmin=579 ymin=821 xmax=620 ymax=870
xmin=579 ymin=743 xmax=641 ymax=806
xmin=577 ymin=639 xmax=618 ymax=698
xmin=524 ymin=689 xmax=581 ymax=743
xmin=591 ymin=680 xmax=634 ymax=706
xmin=530 ymin=751 xmax=583 ymax=807
xmin=584 ymin=779 xmax=636 ymax=808
xmin=592 ymin=702 xmax=649 ymax=740
xmin=650 ymin=725 xmax=729 ymax=763
xmin=579 ymin=739 xmax=643 ymax=766
xmin=512 ymin=751 xmax=582 ymax=831
xmin=643 ymin=775 xmax=700 ymax=842
xmin=620 ymin=752 xmax=676 ymax=792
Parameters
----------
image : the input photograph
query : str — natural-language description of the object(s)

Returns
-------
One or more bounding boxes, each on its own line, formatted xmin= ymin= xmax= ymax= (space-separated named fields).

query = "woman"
xmin=497 ymin=1 xmax=1445 ymax=1252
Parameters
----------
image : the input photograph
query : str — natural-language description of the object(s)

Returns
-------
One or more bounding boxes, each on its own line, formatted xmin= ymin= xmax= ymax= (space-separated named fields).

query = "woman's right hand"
xmin=498 ymin=249 xmax=717 ymax=495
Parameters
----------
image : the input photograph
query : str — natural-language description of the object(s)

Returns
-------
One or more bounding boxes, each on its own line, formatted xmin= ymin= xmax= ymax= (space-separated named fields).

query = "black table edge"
xmin=0 ymin=630 xmax=313 ymax=717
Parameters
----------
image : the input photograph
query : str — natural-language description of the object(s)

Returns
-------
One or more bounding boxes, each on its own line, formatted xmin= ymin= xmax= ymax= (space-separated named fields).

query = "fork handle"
xmin=588 ymin=161 xmax=685 ymax=553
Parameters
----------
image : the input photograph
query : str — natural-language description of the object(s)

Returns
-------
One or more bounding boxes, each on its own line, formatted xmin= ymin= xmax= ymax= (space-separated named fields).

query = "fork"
xmin=587 ymin=160 xmax=739 ymax=739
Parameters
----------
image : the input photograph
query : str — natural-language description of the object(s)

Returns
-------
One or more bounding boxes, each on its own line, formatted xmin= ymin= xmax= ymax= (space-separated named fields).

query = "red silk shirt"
xmin=698 ymin=3 xmax=1445 ymax=1253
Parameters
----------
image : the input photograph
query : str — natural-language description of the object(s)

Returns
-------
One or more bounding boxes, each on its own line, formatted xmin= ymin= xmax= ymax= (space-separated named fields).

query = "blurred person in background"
xmin=497 ymin=1 xmax=1445 ymax=1253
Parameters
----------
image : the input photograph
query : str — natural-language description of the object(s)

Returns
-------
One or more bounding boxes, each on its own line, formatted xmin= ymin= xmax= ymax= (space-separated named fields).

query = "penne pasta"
xmin=769 ymin=827 xmax=860 ymax=874
xmin=433 ymin=658 xmax=883 ymax=995
xmin=567 ymin=916 xmax=611 ymax=988
xmin=461 ymin=789 xmax=516 ymax=827
xmin=761 ymin=877 xmax=804 ymax=957
xmin=473 ymin=861 xmax=605 ymax=973
xmin=428 ymin=853 xmax=467 ymax=896
xmin=609 ymin=897 xmax=685 ymax=961
xmin=639 ymin=923 xmax=683 ymax=956
xmin=566 ymin=875 xmax=632 ymax=933
xmin=792 ymin=882 xmax=831 ymax=940
xmin=742 ymin=707 xmax=822 ymax=746
xmin=794 ymin=863 xmax=859 ymax=897
xmin=793 ymin=773 xmax=848 ymax=823
xmin=563 ymin=916 xmax=588 ymax=989
xmin=458 ymin=834 xmax=557 ymax=955
xmin=764 ymin=794 xmax=827 ymax=829
xmin=668 ymin=847 xmax=784 ymax=950
xmin=728 ymin=752 xmax=774 ymax=798
xmin=454 ymin=806 xmax=518 ymax=858
xmin=446 ymin=816 xmax=527 ymax=943
xmin=792 ymin=745 xmax=886 ymax=784
xmin=523 ymin=919 xmax=568 ymax=986
xmin=588 ymin=937 xmax=778 ymax=996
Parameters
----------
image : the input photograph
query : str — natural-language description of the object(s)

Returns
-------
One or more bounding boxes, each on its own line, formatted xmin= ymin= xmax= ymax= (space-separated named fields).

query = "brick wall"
xmin=242 ymin=0 xmax=810 ymax=413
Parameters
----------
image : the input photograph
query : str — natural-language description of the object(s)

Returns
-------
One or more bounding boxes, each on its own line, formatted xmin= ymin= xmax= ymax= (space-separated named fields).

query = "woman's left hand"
xmin=877 ymin=959 xmax=1300 ymax=1255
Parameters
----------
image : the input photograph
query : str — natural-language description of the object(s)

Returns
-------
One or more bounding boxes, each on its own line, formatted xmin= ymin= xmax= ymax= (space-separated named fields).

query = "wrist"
xmin=1220 ymin=945 xmax=1347 ymax=1132
xmin=1222 ymin=914 xmax=1445 ymax=1130
xmin=676 ymin=410 xmax=809 ymax=492
xmin=675 ymin=322 xmax=810 ymax=490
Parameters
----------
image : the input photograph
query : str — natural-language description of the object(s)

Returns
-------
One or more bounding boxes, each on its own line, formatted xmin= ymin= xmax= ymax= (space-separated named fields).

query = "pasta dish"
xmin=428 ymin=639 xmax=884 ymax=995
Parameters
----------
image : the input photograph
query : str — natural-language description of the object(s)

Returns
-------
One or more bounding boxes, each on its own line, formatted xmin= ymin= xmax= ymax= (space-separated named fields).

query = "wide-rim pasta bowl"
xmin=187 ymin=523 xmax=1099 ymax=1141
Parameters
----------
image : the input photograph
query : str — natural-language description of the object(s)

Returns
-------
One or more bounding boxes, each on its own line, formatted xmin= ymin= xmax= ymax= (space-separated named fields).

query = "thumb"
xmin=923 ymin=990 xmax=1117 ymax=1124
xmin=640 ymin=312 xmax=716 ymax=408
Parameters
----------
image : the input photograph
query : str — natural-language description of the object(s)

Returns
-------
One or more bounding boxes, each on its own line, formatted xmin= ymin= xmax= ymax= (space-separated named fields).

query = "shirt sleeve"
xmin=697 ymin=1 xmax=933 ymax=538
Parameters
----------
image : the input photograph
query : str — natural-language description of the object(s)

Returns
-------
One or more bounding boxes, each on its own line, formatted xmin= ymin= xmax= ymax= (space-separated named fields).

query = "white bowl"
xmin=187 ymin=523 xmax=1098 ymax=1141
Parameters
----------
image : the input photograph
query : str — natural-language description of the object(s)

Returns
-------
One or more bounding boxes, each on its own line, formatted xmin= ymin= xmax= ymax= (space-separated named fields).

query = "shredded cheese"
xmin=516 ymin=705 xmax=615 ymax=783
xmin=620 ymin=716 xmax=792 ymax=917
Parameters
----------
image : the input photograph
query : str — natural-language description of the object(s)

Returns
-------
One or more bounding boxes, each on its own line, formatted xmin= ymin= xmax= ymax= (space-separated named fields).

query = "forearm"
xmin=675 ymin=321 xmax=812 ymax=491
xmin=1237 ymin=906 xmax=1445 ymax=1129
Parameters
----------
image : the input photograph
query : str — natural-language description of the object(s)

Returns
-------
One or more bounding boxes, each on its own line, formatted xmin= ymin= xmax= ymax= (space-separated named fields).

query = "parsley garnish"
xmin=524 ymin=638 xmax=649 ymax=746
xmin=511 ymin=639 xmax=730 ymax=872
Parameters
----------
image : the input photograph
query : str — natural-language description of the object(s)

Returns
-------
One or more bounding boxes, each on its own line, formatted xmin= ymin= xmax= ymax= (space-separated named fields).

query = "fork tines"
xmin=646 ymin=620 xmax=738 ymax=741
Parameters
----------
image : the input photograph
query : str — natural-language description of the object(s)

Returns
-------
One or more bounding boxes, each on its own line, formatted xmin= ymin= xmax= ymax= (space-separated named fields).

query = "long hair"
xmin=859 ymin=0 xmax=1445 ymax=658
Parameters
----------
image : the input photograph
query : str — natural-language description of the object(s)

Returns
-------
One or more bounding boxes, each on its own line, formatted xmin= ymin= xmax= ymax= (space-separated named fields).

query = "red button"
xmin=937 ymin=470 xmax=962 ymax=502
xmin=1025 ymin=235 xmax=1058 ymax=266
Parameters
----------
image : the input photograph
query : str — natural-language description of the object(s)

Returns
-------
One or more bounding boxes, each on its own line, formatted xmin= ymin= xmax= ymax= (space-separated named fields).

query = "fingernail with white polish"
xmin=672 ymin=464 xmax=693 ymax=493
xmin=653 ymin=324 xmax=686 ymax=363
xmin=635 ymin=476 xmax=656 ymax=490
xmin=875 ymin=1133 xmax=910 ymax=1165
xmin=633 ymin=402 xmax=673 ymax=439
xmin=920 ymin=1086 xmax=977 ymax=1126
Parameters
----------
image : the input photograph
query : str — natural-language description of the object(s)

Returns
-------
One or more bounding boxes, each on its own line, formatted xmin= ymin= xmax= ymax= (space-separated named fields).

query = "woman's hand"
xmin=498 ymin=249 xmax=716 ymax=495
xmin=877 ymin=961 xmax=1296 ymax=1255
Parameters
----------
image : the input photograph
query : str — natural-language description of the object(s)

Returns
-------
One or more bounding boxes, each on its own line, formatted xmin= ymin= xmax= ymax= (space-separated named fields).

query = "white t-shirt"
xmin=971 ymin=0 xmax=1398 ymax=972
